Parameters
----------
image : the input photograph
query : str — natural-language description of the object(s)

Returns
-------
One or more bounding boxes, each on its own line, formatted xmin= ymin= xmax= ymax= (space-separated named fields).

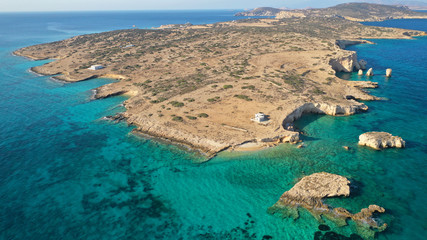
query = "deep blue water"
xmin=0 ymin=11 xmax=426 ymax=240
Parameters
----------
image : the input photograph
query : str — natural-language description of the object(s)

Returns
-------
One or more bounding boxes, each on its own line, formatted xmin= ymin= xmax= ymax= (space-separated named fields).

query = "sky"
xmin=0 ymin=0 xmax=426 ymax=12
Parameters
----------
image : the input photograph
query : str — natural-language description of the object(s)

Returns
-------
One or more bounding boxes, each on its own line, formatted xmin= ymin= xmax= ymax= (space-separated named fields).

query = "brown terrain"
xmin=237 ymin=2 xmax=427 ymax=21
xmin=14 ymin=5 xmax=427 ymax=158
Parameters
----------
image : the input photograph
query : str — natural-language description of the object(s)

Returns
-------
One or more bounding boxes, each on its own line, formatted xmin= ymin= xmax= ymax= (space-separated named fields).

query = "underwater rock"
xmin=268 ymin=172 xmax=387 ymax=239
xmin=358 ymin=59 xmax=367 ymax=70
xmin=318 ymin=224 xmax=331 ymax=231
xmin=358 ymin=131 xmax=405 ymax=150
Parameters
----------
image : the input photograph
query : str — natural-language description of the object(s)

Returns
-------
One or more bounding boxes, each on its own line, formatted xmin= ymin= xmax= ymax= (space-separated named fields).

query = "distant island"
xmin=14 ymin=3 xmax=427 ymax=158
xmin=236 ymin=2 xmax=427 ymax=21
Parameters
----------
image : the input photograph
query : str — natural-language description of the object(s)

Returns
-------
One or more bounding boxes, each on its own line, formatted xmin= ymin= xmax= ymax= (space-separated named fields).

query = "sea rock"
xmin=386 ymin=68 xmax=392 ymax=77
xmin=268 ymin=172 xmax=388 ymax=239
xmin=366 ymin=68 xmax=374 ymax=76
xmin=358 ymin=69 xmax=363 ymax=76
xmin=281 ymin=172 xmax=350 ymax=200
xmin=358 ymin=132 xmax=405 ymax=150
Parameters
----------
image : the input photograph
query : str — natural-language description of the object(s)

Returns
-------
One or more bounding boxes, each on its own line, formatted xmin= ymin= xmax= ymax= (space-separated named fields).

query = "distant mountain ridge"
xmin=359 ymin=0 xmax=427 ymax=10
xmin=235 ymin=2 xmax=427 ymax=21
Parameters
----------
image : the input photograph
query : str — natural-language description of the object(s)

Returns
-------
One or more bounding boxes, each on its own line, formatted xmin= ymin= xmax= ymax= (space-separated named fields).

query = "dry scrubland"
xmin=15 ymin=15 xmax=426 ymax=157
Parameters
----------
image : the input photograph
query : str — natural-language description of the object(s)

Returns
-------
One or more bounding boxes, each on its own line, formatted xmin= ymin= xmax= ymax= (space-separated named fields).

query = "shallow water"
xmin=0 ymin=11 xmax=426 ymax=240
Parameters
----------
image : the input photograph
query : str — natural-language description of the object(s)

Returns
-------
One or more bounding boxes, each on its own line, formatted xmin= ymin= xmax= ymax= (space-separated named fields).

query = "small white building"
xmin=88 ymin=65 xmax=104 ymax=70
xmin=254 ymin=112 xmax=266 ymax=122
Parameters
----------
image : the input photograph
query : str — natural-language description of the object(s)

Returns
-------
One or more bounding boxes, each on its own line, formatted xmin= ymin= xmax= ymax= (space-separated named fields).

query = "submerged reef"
xmin=268 ymin=172 xmax=387 ymax=239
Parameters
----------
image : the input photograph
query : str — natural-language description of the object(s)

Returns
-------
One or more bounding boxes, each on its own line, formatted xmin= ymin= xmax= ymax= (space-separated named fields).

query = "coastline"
xmin=14 ymin=15 xmax=427 ymax=159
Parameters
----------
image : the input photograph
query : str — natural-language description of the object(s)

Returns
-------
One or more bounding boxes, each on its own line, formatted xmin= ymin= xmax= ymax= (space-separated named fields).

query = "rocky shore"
xmin=13 ymin=4 xmax=426 ymax=158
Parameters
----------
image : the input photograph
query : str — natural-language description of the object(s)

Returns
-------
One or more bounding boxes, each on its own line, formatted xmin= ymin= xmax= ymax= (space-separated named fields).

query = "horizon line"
xmin=0 ymin=9 xmax=250 ymax=13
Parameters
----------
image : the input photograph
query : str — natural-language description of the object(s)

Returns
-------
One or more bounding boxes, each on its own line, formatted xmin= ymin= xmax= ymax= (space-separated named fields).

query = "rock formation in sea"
xmin=358 ymin=131 xmax=405 ymax=150
xmin=358 ymin=69 xmax=363 ymax=76
xmin=386 ymin=68 xmax=392 ymax=77
xmin=268 ymin=172 xmax=387 ymax=239
xmin=366 ymin=68 xmax=374 ymax=76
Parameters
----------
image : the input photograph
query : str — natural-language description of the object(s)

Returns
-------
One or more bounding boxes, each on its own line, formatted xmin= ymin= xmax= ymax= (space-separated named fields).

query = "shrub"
xmin=207 ymin=96 xmax=220 ymax=102
xmin=223 ymin=85 xmax=233 ymax=89
xmin=234 ymin=95 xmax=252 ymax=101
xmin=169 ymin=101 xmax=184 ymax=107
xmin=198 ymin=113 xmax=209 ymax=118
xmin=186 ymin=116 xmax=197 ymax=120
xmin=242 ymin=85 xmax=255 ymax=90
xmin=172 ymin=116 xmax=183 ymax=122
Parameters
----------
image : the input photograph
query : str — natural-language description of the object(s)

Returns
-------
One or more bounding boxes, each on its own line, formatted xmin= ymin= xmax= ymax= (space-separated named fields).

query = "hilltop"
xmin=14 ymin=5 xmax=426 ymax=158
xmin=236 ymin=2 xmax=427 ymax=21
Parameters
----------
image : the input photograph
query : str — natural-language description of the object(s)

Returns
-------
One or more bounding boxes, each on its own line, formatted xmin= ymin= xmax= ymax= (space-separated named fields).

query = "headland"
xmin=13 ymin=3 xmax=427 ymax=158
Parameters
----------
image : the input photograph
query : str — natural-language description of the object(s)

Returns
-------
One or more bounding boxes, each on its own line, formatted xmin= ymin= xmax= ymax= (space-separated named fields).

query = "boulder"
xmin=280 ymin=172 xmax=350 ymax=200
xmin=358 ymin=131 xmax=405 ymax=150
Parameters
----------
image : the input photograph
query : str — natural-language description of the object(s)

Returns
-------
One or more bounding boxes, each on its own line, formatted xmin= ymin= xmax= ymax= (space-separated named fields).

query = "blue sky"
xmin=1 ymin=0 xmax=358 ymax=12
xmin=1 ymin=0 xmax=426 ymax=12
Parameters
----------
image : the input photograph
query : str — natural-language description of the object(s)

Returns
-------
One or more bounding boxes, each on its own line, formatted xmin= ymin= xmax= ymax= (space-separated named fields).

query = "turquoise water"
xmin=0 ymin=11 xmax=426 ymax=240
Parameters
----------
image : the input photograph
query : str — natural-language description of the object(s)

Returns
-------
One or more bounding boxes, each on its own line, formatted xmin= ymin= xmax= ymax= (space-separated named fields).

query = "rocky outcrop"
xmin=386 ymin=68 xmax=392 ymax=77
xmin=268 ymin=172 xmax=387 ymax=239
xmin=282 ymin=102 xmax=368 ymax=125
xmin=358 ymin=131 xmax=405 ymax=150
xmin=280 ymin=172 xmax=350 ymax=199
xmin=329 ymin=51 xmax=361 ymax=72
xmin=347 ymin=81 xmax=378 ymax=89
xmin=366 ymin=68 xmax=374 ymax=76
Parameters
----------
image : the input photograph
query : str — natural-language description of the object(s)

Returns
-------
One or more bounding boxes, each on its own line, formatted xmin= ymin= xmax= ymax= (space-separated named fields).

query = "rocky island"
xmin=359 ymin=131 xmax=406 ymax=149
xmin=268 ymin=172 xmax=387 ymax=239
xmin=14 ymin=3 xmax=426 ymax=158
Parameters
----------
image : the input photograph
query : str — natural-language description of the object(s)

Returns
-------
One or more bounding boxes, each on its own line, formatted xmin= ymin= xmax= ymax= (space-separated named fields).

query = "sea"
xmin=0 ymin=11 xmax=426 ymax=240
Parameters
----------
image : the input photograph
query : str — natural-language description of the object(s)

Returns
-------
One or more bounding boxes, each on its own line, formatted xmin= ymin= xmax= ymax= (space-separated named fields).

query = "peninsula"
xmin=14 ymin=3 xmax=427 ymax=157
xmin=236 ymin=2 xmax=427 ymax=21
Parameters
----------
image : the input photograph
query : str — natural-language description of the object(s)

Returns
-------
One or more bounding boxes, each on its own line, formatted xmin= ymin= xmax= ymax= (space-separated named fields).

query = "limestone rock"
xmin=283 ymin=172 xmax=350 ymax=199
xmin=281 ymin=130 xmax=300 ymax=143
xmin=329 ymin=51 xmax=359 ymax=72
xmin=269 ymin=172 xmax=388 ymax=239
xmin=386 ymin=68 xmax=392 ymax=77
xmin=366 ymin=68 xmax=374 ymax=76
xmin=358 ymin=131 xmax=405 ymax=150
xmin=358 ymin=69 xmax=363 ymax=75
